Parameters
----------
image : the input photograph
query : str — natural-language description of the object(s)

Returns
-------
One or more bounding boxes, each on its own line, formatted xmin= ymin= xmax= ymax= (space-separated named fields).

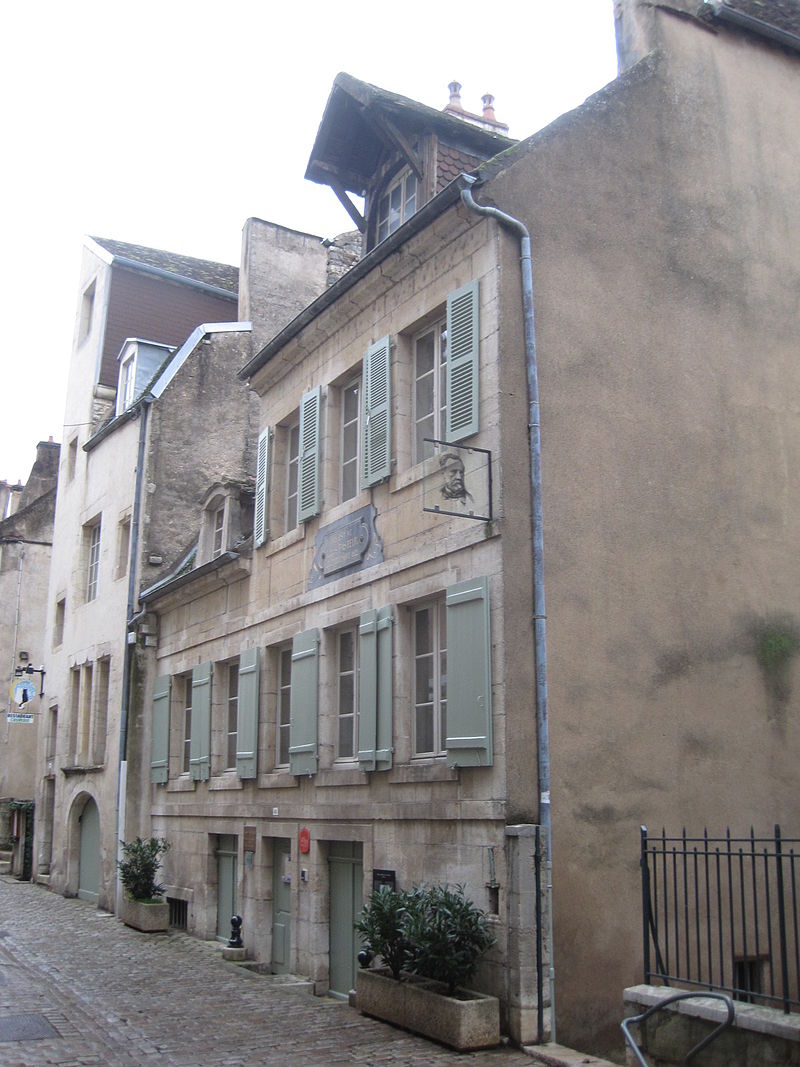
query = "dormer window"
xmin=212 ymin=506 xmax=226 ymax=559
xmin=377 ymin=170 xmax=417 ymax=244
xmin=118 ymin=351 xmax=136 ymax=414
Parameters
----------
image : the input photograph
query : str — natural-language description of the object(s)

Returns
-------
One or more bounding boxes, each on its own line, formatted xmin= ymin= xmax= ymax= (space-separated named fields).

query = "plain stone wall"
xmin=624 ymin=986 xmax=800 ymax=1066
xmin=239 ymin=218 xmax=329 ymax=354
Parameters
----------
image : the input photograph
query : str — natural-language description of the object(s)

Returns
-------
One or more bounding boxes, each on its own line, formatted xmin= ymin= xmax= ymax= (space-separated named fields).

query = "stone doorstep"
xmin=523 ymin=1043 xmax=619 ymax=1067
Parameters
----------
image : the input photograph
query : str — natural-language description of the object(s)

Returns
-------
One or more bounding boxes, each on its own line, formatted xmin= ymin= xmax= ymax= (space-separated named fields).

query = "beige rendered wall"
xmin=41 ymin=414 xmax=139 ymax=907
xmin=484 ymin=13 xmax=800 ymax=1055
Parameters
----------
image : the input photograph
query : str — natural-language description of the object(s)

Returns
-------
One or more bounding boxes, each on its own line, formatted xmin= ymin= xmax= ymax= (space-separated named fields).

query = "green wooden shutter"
xmin=361 ymin=336 xmax=391 ymax=487
xmin=446 ymin=280 xmax=479 ymax=442
xmin=358 ymin=610 xmax=378 ymax=770
xmin=151 ymin=674 xmax=170 ymax=784
xmin=297 ymin=386 xmax=321 ymax=522
xmin=289 ymin=628 xmax=319 ymax=776
xmin=375 ymin=605 xmax=393 ymax=770
xmin=358 ymin=606 xmax=393 ymax=771
xmin=445 ymin=576 xmax=492 ymax=767
xmin=236 ymin=647 xmax=259 ymax=779
xmin=190 ymin=661 xmax=212 ymax=781
xmin=254 ymin=428 xmax=270 ymax=547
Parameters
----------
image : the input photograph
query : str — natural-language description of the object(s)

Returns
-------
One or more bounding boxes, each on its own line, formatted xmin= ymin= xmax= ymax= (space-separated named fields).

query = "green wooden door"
xmin=77 ymin=797 xmax=100 ymax=904
xmin=272 ymin=839 xmax=292 ymax=974
xmin=216 ymin=835 xmax=238 ymax=940
xmin=328 ymin=841 xmax=363 ymax=998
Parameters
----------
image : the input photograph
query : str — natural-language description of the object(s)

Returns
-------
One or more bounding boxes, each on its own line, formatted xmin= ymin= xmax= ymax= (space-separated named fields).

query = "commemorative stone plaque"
xmin=308 ymin=504 xmax=383 ymax=589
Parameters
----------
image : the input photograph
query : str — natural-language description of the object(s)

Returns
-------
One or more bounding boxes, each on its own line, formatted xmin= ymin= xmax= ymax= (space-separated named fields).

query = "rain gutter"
xmin=459 ymin=172 xmax=555 ymax=1043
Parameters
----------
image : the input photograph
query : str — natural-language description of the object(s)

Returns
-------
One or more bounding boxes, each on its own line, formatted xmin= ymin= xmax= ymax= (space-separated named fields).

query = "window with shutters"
xmin=340 ymin=378 xmax=360 ymax=503
xmin=288 ymin=629 xmax=319 ymax=776
xmin=410 ymin=577 xmax=493 ymax=766
xmin=181 ymin=674 xmax=192 ymax=775
xmin=413 ymin=601 xmax=447 ymax=756
xmin=276 ymin=645 xmax=292 ymax=767
xmin=413 ymin=318 xmax=447 ymax=464
xmin=285 ymin=421 xmax=300 ymax=533
xmin=411 ymin=280 xmax=479 ymax=464
xmin=225 ymin=660 xmax=239 ymax=770
xmin=337 ymin=628 xmax=358 ymax=759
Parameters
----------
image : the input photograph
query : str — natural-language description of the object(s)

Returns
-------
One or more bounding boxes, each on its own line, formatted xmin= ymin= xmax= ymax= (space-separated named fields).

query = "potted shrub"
xmin=117 ymin=837 xmax=170 ymax=932
xmin=355 ymin=883 xmax=499 ymax=1051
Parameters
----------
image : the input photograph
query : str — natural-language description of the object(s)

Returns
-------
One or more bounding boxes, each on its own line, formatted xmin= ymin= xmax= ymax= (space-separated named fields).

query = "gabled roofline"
xmin=239 ymin=179 xmax=466 ymax=380
xmin=84 ymin=236 xmax=239 ymax=301
xmin=85 ymin=321 xmax=252 ymax=452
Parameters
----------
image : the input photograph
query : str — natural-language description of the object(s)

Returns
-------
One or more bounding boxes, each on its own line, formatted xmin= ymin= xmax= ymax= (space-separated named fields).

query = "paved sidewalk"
xmin=0 ymin=877 xmax=534 ymax=1066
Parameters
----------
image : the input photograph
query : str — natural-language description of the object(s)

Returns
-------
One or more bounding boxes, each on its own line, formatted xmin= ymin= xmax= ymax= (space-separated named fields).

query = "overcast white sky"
xmin=0 ymin=0 xmax=618 ymax=485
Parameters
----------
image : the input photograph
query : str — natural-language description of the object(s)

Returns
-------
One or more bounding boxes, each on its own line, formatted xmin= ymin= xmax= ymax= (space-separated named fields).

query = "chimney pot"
xmin=482 ymin=93 xmax=497 ymax=122
xmin=447 ymin=80 xmax=463 ymax=110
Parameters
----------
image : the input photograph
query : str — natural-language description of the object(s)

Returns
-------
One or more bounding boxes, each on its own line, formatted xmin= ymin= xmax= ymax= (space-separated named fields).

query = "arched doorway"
xmin=77 ymin=797 xmax=100 ymax=904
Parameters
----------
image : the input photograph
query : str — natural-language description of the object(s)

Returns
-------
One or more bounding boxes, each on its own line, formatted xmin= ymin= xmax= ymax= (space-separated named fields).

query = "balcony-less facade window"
xmin=413 ymin=601 xmax=447 ymax=756
xmin=86 ymin=521 xmax=102 ymax=602
xmin=226 ymin=661 xmax=239 ymax=770
xmin=277 ymin=646 xmax=292 ymax=766
xmin=340 ymin=379 xmax=360 ymax=502
xmin=413 ymin=320 xmax=447 ymax=463
xmin=182 ymin=675 xmax=192 ymax=774
xmin=377 ymin=170 xmax=417 ymax=244
xmin=337 ymin=628 xmax=358 ymax=759
xmin=286 ymin=423 xmax=300 ymax=533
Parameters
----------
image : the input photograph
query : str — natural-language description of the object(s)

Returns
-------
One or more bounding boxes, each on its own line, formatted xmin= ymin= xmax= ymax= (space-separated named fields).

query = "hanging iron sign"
xmin=10 ymin=678 xmax=36 ymax=708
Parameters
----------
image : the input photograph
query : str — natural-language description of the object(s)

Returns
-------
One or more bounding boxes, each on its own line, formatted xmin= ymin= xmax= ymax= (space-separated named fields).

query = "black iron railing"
xmin=641 ymin=825 xmax=800 ymax=1013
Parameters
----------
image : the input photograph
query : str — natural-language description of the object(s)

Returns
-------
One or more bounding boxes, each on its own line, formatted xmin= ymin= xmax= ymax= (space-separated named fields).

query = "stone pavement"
xmin=0 ymin=877 xmax=535 ymax=1066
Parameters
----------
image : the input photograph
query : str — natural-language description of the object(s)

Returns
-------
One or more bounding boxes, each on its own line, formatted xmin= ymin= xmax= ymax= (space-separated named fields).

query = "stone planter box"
xmin=119 ymin=895 xmax=169 ymax=933
xmin=355 ymin=967 xmax=500 ymax=1052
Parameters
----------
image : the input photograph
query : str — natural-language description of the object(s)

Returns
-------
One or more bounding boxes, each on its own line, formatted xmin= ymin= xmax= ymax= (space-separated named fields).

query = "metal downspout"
xmin=115 ymin=394 xmax=152 ymax=906
xmin=459 ymin=173 xmax=555 ymax=1043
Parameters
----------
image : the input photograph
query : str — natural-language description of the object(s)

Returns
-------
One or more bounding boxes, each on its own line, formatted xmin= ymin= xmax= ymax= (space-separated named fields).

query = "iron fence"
xmin=641 ymin=825 xmax=800 ymax=1013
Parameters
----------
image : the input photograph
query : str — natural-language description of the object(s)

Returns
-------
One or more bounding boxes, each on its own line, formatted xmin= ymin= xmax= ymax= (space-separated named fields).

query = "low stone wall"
xmin=623 ymin=985 xmax=800 ymax=1066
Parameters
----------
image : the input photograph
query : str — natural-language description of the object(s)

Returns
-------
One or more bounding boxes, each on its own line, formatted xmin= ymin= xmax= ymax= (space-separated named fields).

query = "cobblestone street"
xmin=0 ymin=878 xmax=534 ymax=1066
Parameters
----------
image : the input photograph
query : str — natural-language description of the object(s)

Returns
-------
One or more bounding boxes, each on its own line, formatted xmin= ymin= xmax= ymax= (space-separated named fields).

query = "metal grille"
xmin=641 ymin=825 xmax=800 ymax=1012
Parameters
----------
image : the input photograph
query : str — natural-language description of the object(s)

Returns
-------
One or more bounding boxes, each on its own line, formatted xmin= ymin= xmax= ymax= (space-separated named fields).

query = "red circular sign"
xmin=298 ymin=827 xmax=310 ymax=854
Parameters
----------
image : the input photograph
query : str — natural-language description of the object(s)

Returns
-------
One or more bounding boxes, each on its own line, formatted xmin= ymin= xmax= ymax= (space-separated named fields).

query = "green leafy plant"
xmin=357 ymin=882 xmax=494 ymax=994
xmin=117 ymin=837 xmax=170 ymax=902
xmin=405 ymin=884 xmax=495 ymax=995
xmin=356 ymin=885 xmax=421 ymax=979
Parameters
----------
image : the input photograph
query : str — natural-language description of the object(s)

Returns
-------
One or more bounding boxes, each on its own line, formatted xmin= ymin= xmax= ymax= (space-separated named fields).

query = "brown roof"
xmin=91 ymin=236 xmax=238 ymax=295
xmin=306 ymin=73 xmax=516 ymax=197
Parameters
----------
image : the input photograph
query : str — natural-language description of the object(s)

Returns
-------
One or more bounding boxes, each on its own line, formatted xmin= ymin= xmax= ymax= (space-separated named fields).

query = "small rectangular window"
xmin=53 ymin=598 xmax=66 ymax=648
xmin=277 ymin=645 xmax=292 ymax=766
xmin=212 ymin=506 xmax=225 ymax=559
xmin=116 ymin=517 xmax=131 ymax=579
xmin=413 ymin=601 xmax=447 ymax=756
xmin=85 ymin=520 xmax=101 ymax=602
xmin=413 ymin=320 xmax=447 ymax=463
xmin=67 ymin=438 xmax=78 ymax=482
xmin=226 ymin=661 xmax=239 ymax=770
xmin=337 ymin=628 xmax=358 ymax=759
xmin=79 ymin=279 xmax=96 ymax=342
xmin=182 ymin=675 xmax=192 ymax=774
xmin=377 ymin=171 xmax=417 ymax=244
xmin=340 ymin=379 xmax=360 ymax=502
xmin=92 ymin=658 xmax=110 ymax=765
xmin=286 ymin=422 xmax=300 ymax=533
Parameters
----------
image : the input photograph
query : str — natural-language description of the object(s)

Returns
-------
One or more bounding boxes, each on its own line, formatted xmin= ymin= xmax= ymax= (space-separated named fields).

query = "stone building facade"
xmin=0 ymin=440 xmax=60 ymax=877
xmin=131 ymin=1 xmax=800 ymax=1056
